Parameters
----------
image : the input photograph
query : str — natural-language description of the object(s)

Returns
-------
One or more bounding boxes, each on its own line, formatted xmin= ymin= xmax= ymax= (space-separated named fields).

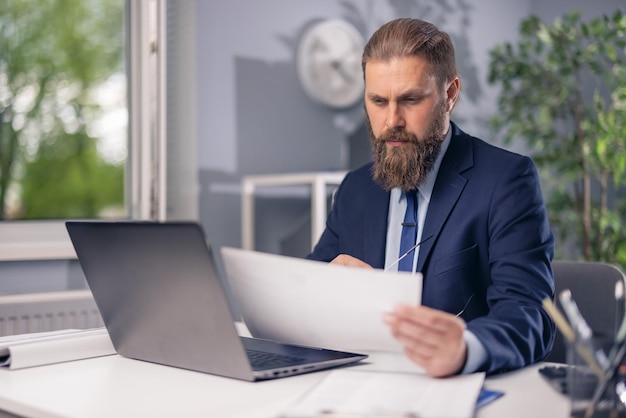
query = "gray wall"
xmin=531 ymin=0 xmax=624 ymax=21
xmin=0 ymin=260 xmax=87 ymax=294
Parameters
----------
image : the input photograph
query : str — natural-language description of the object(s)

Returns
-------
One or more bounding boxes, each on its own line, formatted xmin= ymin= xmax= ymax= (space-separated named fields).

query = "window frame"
xmin=0 ymin=0 xmax=167 ymax=262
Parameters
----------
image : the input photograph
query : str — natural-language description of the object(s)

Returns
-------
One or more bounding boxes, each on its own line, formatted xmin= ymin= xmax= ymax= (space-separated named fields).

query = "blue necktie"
xmin=398 ymin=190 xmax=418 ymax=272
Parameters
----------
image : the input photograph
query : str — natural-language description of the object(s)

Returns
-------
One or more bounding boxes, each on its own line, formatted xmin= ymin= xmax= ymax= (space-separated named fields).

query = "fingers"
xmin=330 ymin=254 xmax=374 ymax=269
xmin=384 ymin=304 xmax=468 ymax=377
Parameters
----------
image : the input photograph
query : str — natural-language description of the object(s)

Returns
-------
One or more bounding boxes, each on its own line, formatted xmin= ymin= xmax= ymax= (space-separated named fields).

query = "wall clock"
xmin=296 ymin=19 xmax=365 ymax=109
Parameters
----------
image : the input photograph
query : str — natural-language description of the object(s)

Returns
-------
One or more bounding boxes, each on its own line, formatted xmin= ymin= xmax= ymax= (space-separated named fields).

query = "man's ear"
xmin=445 ymin=77 xmax=461 ymax=112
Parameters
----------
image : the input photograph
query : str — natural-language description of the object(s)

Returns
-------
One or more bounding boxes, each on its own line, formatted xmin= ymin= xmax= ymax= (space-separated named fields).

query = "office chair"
xmin=545 ymin=260 xmax=626 ymax=364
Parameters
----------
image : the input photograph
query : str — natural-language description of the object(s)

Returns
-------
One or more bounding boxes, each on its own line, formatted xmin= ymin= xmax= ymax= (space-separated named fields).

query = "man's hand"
xmin=383 ymin=304 xmax=468 ymax=377
xmin=330 ymin=254 xmax=373 ymax=269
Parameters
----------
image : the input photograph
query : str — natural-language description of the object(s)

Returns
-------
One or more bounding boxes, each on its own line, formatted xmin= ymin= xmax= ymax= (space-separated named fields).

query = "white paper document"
xmin=279 ymin=370 xmax=485 ymax=418
xmin=221 ymin=247 xmax=422 ymax=353
xmin=0 ymin=327 xmax=116 ymax=370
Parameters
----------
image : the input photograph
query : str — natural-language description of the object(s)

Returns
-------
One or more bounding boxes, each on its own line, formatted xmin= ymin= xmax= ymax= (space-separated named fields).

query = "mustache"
xmin=377 ymin=129 xmax=417 ymax=144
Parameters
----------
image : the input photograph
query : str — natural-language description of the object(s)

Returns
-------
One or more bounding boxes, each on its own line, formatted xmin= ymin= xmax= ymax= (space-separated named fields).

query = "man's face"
xmin=364 ymin=56 xmax=457 ymax=191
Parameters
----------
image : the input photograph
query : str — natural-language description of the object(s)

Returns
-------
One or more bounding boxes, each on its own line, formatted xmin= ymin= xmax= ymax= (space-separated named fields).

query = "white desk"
xmin=241 ymin=172 xmax=347 ymax=251
xmin=0 ymin=354 xmax=569 ymax=418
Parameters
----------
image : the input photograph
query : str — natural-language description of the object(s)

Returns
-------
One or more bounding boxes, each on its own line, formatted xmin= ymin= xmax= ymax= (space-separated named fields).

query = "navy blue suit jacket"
xmin=308 ymin=123 xmax=555 ymax=375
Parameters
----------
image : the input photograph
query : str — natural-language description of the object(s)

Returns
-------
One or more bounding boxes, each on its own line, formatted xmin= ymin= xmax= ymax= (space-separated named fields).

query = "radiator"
xmin=0 ymin=290 xmax=103 ymax=337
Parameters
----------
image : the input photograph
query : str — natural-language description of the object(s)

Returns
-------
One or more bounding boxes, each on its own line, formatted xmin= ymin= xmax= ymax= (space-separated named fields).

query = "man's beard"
xmin=369 ymin=102 xmax=447 ymax=191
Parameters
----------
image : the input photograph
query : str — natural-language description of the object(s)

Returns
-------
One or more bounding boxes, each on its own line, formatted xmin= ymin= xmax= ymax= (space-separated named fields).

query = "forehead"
xmin=364 ymin=56 xmax=436 ymax=93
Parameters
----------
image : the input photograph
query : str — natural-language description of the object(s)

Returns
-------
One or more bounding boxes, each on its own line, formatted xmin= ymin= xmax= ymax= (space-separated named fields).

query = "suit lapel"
xmin=364 ymin=183 xmax=390 ymax=269
xmin=417 ymin=127 xmax=473 ymax=271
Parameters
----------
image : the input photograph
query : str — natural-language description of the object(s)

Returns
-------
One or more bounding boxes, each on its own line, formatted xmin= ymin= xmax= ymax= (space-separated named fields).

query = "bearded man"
xmin=307 ymin=18 xmax=555 ymax=377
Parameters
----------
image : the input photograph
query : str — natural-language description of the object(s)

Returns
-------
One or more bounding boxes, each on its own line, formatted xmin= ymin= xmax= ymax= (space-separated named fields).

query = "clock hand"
xmin=330 ymin=60 xmax=355 ymax=83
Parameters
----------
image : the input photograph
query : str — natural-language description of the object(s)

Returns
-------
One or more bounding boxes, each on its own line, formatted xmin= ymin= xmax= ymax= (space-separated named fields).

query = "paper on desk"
xmin=0 ymin=327 xmax=116 ymax=370
xmin=279 ymin=369 xmax=485 ymax=418
xmin=222 ymin=247 xmax=422 ymax=353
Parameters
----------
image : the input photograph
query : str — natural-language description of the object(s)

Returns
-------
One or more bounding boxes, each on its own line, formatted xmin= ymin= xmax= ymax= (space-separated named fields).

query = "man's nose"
xmin=385 ymin=104 xmax=405 ymax=129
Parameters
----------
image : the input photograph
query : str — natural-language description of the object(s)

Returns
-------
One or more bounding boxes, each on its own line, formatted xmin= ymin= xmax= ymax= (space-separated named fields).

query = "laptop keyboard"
xmin=246 ymin=349 xmax=305 ymax=369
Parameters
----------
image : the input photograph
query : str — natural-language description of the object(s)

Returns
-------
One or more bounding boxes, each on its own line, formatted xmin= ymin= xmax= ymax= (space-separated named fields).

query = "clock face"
xmin=297 ymin=20 xmax=365 ymax=108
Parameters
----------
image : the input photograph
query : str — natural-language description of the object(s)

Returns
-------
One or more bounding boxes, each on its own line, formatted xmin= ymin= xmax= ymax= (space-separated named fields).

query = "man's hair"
xmin=362 ymin=18 xmax=458 ymax=87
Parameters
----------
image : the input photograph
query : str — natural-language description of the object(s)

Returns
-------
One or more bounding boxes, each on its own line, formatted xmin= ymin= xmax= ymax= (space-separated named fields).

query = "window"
xmin=0 ymin=0 xmax=167 ymax=261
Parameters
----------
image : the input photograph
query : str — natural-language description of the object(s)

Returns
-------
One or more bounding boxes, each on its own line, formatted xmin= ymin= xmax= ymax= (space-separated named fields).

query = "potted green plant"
xmin=488 ymin=10 xmax=626 ymax=267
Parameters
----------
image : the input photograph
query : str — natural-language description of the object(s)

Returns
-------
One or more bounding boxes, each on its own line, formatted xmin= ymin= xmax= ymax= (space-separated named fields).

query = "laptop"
xmin=65 ymin=221 xmax=367 ymax=381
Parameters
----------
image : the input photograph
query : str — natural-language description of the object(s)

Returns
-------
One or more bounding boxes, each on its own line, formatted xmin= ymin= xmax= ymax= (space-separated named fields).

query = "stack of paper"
xmin=0 ymin=327 xmax=115 ymax=370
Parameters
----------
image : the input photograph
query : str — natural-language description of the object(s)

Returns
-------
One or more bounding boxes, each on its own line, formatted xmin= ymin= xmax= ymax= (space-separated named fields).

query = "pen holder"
xmin=566 ymin=335 xmax=626 ymax=418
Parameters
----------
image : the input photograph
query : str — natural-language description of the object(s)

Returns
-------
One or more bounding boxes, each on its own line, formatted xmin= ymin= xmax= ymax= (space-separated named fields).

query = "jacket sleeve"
xmin=467 ymin=155 xmax=555 ymax=374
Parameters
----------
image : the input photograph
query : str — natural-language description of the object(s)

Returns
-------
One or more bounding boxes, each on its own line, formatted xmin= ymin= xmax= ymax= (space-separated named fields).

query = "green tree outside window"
xmin=0 ymin=0 xmax=125 ymax=220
